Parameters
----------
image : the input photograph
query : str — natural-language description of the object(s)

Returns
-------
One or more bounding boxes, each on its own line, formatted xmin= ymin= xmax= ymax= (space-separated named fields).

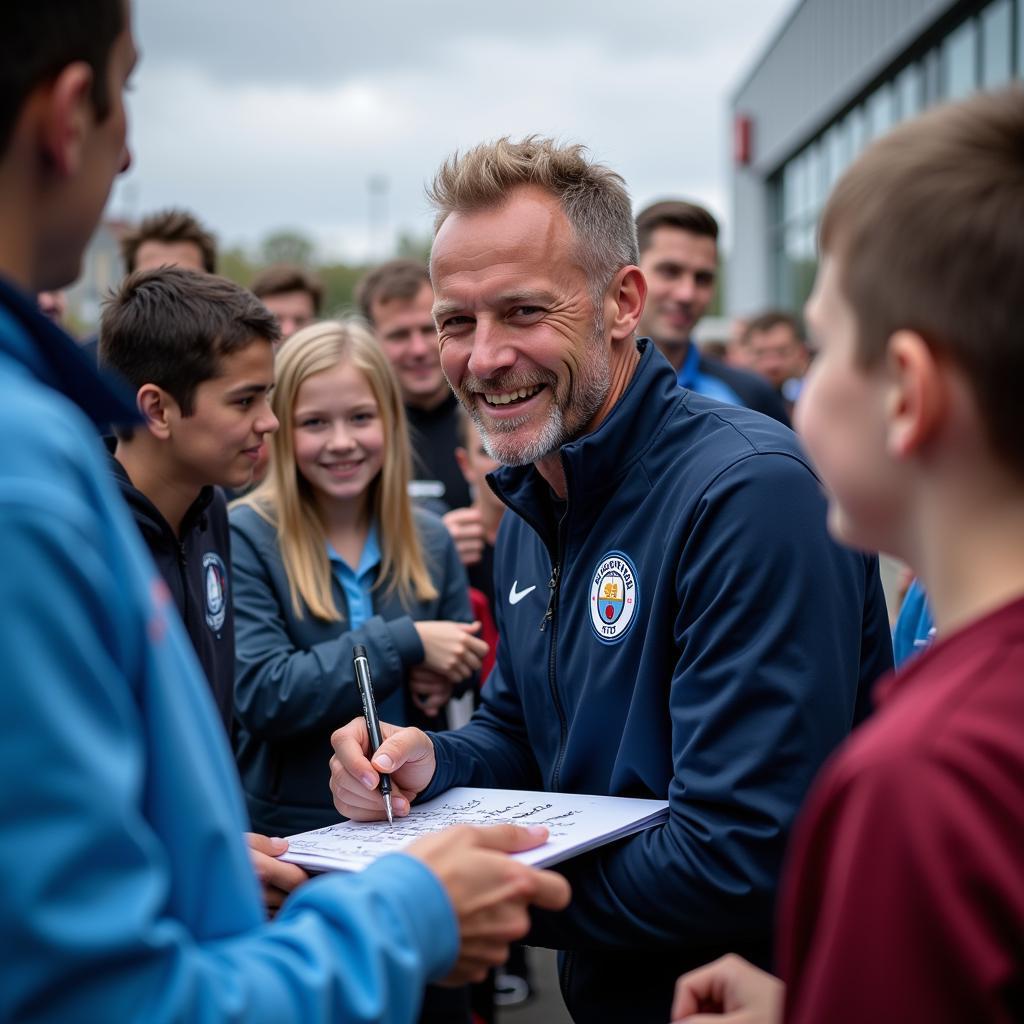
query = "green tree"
xmin=219 ymin=246 xmax=256 ymax=287
xmin=319 ymin=262 xmax=371 ymax=318
xmin=260 ymin=229 xmax=316 ymax=267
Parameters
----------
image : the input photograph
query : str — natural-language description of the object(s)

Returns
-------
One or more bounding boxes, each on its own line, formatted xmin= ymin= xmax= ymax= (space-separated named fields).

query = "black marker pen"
xmin=352 ymin=644 xmax=393 ymax=826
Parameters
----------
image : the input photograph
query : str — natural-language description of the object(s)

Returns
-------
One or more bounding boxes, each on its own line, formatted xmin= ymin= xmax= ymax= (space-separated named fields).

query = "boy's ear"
xmin=136 ymin=384 xmax=176 ymax=440
xmin=885 ymin=329 xmax=945 ymax=459
xmin=38 ymin=62 xmax=95 ymax=178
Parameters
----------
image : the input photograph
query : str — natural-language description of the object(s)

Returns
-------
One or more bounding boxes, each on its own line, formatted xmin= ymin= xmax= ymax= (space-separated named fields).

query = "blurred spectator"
xmin=251 ymin=263 xmax=323 ymax=342
xmin=636 ymin=200 xmax=789 ymax=425
xmin=742 ymin=310 xmax=812 ymax=410
xmin=37 ymin=290 xmax=68 ymax=327
xmin=454 ymin=409 xmax=503 ymax=613
xmin=726 ymin=315 xmax=754 ymax=368
xmin=121 ymin=208 xmax=217 ymax=275
xmin=698 ymin=338 xmax=729 ymax=362
xmin=891 ymin=577 xmax=935 ymax=667
xmin=355 ymin=259 xmax=472 ymax=514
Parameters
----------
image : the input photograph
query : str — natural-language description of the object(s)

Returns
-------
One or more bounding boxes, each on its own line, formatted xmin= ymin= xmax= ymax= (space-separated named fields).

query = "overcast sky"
xmin=110 ymin=0 xmax=795 ymax=262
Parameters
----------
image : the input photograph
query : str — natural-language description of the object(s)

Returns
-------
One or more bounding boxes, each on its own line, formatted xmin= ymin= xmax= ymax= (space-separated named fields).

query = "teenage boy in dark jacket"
xmin=99 ymin=267 xmax=279 ymax=729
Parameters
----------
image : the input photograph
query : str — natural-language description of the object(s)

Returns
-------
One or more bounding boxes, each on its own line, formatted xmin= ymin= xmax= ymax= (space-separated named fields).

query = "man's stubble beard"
xmin=451 ymin=321 xmax=611 ymax=468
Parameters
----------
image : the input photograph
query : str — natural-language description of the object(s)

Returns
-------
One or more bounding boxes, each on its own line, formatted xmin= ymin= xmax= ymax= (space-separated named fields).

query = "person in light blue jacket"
xmin=0 ymin=4 xmax=568 ymax=1022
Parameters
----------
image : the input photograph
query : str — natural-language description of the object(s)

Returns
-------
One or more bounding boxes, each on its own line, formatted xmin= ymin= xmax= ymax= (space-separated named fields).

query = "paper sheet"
xmin=281 ymin=787 xmax=669 ymax=873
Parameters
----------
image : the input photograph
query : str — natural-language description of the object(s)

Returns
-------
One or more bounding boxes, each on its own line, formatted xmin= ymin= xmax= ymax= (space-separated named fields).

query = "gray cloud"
xmin=112 ymin=0 xmax=794 ymax=259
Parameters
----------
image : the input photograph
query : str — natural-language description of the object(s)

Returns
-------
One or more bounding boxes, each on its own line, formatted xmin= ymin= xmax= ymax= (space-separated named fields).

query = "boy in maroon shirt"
xmin=671 ymin=89 xmax=1024 ymax=1024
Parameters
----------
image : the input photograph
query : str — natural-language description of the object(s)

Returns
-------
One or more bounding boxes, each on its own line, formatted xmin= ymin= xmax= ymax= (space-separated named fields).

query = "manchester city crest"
xmin=589 ymin=550 xmax=639 ymax=644
xmin=203 ymin=552 xmax=228 ymax=632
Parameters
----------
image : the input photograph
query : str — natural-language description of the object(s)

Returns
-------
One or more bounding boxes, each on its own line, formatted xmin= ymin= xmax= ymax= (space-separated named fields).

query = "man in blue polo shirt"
xmin=636 ymin=199 xmax=790 ymax=425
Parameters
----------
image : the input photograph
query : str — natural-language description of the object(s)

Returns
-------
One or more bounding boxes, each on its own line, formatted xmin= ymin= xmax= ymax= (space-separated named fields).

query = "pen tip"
xmin=384 ymin=793 xmax=394 ymax=827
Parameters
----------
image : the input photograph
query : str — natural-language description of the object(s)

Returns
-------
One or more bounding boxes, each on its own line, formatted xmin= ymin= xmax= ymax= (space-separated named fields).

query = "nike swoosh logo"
xmin=508 ymin=581 xmax=536 ymax=605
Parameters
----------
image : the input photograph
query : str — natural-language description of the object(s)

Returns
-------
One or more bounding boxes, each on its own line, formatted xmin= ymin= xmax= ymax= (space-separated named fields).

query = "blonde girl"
xmin=230 ymin=320 xmax=486 ymax=840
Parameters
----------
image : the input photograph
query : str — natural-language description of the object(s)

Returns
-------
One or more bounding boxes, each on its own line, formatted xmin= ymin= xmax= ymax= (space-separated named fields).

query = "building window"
xmin=896 ymin=63 xmax=922 ymax=120
xmin=824 ymin=120 xmax=848 ymax=189
xmin=942 ymin=17 xmax=979 ymax=98
xmin=982 ymin=0 xmax=1012 ymax=88
xmin=867 ymin=84 xmax=896 ymax=139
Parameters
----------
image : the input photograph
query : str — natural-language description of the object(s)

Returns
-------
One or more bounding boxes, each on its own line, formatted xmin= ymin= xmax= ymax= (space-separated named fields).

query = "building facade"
xmin=730 ymin=0 xmax=1023 ymax=317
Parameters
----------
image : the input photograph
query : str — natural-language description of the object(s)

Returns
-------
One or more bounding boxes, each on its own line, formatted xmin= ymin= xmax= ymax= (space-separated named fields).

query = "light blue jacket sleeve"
xmin=0 ymin=404 xmax=457 ymax=1023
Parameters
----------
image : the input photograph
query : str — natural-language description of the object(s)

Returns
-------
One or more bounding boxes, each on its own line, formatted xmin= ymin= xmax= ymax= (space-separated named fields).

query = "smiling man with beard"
xmin=330 ymin=137 xmax=893 ymax=1024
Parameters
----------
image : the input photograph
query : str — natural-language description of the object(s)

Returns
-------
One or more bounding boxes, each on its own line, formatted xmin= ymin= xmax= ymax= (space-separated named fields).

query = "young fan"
xmin=671 ymin=88 xmax=1024 ymax=1024
xmin=99 ymin=267 xmax=279 ymax=730
xmin=230 ymin=320 xmax=488 ymax=838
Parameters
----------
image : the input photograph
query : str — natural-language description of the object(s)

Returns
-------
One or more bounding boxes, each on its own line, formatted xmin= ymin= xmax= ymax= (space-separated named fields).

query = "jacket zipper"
xmin=542 ymin=528 xmax=569 ymax=792
xmin=539 ymin=562 xmax=560 ymax=632
xmin=177 ymin=541 xmax=189 ymax=620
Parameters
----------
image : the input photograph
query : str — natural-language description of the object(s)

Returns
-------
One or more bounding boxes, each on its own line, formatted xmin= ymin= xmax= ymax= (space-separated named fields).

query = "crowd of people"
xmin=2 ymin=4 xmax=1022 ymax=1024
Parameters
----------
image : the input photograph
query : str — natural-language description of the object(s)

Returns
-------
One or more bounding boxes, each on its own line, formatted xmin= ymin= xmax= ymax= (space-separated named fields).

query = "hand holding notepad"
xmin=282 ymin=788 xmax=670 ymax=874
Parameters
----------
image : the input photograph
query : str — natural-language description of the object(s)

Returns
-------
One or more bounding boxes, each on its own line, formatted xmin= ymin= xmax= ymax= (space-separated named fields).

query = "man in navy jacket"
xmin=330 ymin=138 xmax=893 ymax=1024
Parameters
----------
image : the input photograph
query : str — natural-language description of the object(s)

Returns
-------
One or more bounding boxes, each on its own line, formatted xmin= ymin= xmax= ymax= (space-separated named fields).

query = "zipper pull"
xmin=539 ymin=563 xmax=560 ymax=632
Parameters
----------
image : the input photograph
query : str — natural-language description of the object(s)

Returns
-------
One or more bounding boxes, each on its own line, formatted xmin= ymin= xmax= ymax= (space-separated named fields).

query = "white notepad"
xmin=281 ymin=787 xmax=669 ymax=873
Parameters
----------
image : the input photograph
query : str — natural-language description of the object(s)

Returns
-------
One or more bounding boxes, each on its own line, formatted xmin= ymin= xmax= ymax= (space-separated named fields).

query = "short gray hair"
xmin=427 ymin=136 xmax=639 ymax=302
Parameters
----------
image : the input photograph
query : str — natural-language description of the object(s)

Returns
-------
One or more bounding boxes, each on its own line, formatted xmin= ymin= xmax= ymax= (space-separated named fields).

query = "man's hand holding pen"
xmin=329 ymin=718 xmax=436 ymax=821
xmin=329 ymin=717 xmax=571 ymax=984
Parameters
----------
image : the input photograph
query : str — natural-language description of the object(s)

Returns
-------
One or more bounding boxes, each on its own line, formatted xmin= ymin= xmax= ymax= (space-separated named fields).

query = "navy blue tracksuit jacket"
xmin=424 ymin=339 xmax=893 ymax=1023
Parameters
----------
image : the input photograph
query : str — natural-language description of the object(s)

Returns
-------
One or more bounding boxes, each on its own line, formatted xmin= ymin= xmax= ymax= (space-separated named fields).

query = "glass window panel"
xmin=772 ymin=231 xmax=790 ymax=307
xmin=868 ymin=85 xmax=896 ymax=139
xmin=826 ymin=122 xmax=847 ymax=187
xmin=770 ymin=174 xmax=786 ymax=231
xmin=776 ymin=224 xmax=804 ymax=308
xmin=785 ymin=224 xmax=802 ymax=264
xmin=849 ymin=106 xmax=870 ymax=154
xmin=782 ymin=160 xmax=796 ymax=223
xmin=783 ymin=156 xmax=802 ymax=223
xmin=795 ymin=151 xmax=810 ymax=217
xmin=802 ymin=221 xmax=817 ymax=263
xmin=788 ymin=223 xmax=818 ymax=309
xmin=924 ymin=47 xmax=942 ymax=105
xmin=805 ymin=143 xmax=823 ymax=217
xmin=982 ymin=0 xmax=1012 ymax=88
xmin=942 ymin=18 xmax=979 ymax=99
xmin=896 ymin=64 xmax=921 ymax=121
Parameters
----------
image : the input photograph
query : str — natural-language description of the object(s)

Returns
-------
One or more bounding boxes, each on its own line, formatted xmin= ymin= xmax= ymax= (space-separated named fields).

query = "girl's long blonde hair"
xmin=235 ymin=319 xmax=438 ymax=621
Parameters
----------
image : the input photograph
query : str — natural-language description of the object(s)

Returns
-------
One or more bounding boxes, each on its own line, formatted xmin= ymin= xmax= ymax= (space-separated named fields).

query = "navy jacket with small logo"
xmin=107 ymin=448 xmax=236 ymax=733
xmin=422 ymin=338 xmax=894 ymax=1024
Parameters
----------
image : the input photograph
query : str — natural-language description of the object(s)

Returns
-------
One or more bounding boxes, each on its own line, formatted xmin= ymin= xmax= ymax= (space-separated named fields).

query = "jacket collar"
xmin=489 ymin=337 xmax=682 ymax=544
xmin=105 ymin=440 xmax=215 ymax=543
xmin=0 ymin=275 xmax=138 ymax=429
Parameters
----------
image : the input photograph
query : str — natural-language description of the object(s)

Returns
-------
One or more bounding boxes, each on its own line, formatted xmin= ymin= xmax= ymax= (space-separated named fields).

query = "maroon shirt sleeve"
xmin=778 ymin=750 xmax=1022 ymax=1024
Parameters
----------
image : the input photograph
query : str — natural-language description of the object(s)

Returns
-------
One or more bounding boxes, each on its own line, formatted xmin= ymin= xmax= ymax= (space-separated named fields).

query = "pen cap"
xmin=353 ymin=644 xmax=368 ymax=660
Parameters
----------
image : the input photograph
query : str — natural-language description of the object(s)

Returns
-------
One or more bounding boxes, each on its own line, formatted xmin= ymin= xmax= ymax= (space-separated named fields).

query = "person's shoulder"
xmin=229 ymin=499 xmax=277 ymax=544
xmin=0 ymin=358 xmax=111 ymax=502
xmin=664 ymin=391 xmax=813 ymax=490
xmin=825 ymin=630 xmax=1024 ymax=805
xmin=699 ymin=355 xmax=790 ymax=424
